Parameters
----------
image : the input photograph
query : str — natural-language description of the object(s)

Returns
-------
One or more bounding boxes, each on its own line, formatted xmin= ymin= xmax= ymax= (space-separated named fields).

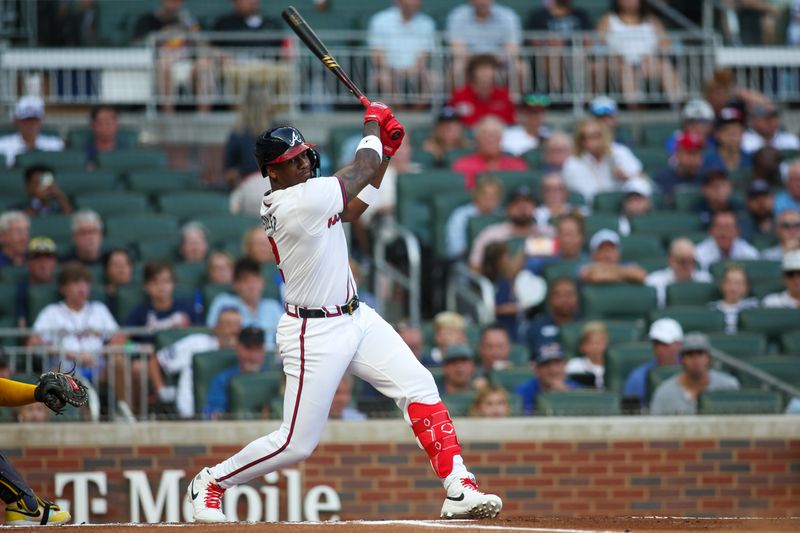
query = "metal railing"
xmin=445 ymin=262 xmax=495 ymax=326
xmin=372 ymin=221 xmax=422 ymax=327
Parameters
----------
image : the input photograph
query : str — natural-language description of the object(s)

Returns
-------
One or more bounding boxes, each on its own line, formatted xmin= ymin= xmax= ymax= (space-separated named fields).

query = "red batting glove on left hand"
xmin=381 ymin=117 xmax=405 ymax=158
xmin=363 ymin=101 xmax=394 ymax=128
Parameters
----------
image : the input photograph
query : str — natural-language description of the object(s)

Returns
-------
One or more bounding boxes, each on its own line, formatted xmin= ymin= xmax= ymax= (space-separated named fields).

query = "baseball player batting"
xmin=186 ymin=103 xmax=502 ymax=522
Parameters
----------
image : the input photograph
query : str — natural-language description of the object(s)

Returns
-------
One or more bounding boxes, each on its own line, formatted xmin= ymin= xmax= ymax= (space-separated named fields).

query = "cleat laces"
xmin=204 ymin=483 xmax=225 ymax=509
xmin=461 ymin=477 xmax=480 ymax=492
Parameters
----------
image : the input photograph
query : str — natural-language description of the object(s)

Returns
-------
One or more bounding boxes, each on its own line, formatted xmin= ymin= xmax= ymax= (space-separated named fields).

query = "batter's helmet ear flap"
xmin=308 ymin=148 xmax=321 ymax=177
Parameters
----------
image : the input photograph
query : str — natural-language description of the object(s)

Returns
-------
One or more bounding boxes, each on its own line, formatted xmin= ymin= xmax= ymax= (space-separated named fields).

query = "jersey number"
xmin=268 ymin=237 xmax=285 ymax=283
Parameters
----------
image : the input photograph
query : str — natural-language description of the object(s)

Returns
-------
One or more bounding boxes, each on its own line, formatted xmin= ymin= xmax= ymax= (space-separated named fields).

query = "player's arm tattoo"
xmin=338 ymin=121 xmax=382 ymax=203
xmin=340 ymin=157 xmax=391 ymax=223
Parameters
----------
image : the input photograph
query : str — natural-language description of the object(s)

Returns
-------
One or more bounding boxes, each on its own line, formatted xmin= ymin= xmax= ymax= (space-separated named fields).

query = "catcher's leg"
xmin=0 ymin=450 xmax=72 ymax=525
xmin=0 ymin=450 xmax=37 ymax=509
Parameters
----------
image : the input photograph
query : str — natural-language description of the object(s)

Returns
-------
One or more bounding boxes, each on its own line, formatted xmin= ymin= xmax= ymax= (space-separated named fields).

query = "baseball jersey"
xmin=32 ymin=301 xmax=119 ymax=355
xmin=260 ymin=176 xmax=356 ymax=308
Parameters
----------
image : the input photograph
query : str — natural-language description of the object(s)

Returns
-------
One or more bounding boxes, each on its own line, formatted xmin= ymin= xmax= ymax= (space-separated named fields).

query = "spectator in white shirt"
xmin=762 ymin=209 xmax=800 ymax=261
xmin=501 ymin=94 xmax=552 ymax=156
xmin=0 ymin=96 xmax=64 ymax=167
xmin=617 ymin=178 xmax=653 ymax=236
xmin=534 ymin=172 xmax=586 ymax=229
xmin=694 ymin=210 xmax=760 ymax=271
xmin=709 ymin=266 xmax=759 ymax=333
xmin=741 ymin=102 xmax=800 ymax=154
xmin=646 ymin=238 xmax=712 ymax=308
xmin=566 ymin=321 xmax=608 ymax=388
xmin=762 ymin=249 xmax=800 ymax=308
xmin=445 ymin=175 xmax=504 ymax=258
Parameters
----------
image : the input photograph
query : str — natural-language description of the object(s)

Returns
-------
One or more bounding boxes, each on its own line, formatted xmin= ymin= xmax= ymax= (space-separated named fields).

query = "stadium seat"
xmin=430 ymin=191 xmax=471 ymax=257
xmin=782 ymin=332 xmax=800 ymax=355
xmin=640 ymin=123 xmax=676 ymax=147
xmin=620 ymin=235 xmax=665 ymax=262
xmin=261 ymin=264 xmax=282 ymax=301
xmin=397 ymin=171 xmax=467 ymax=245
xmin=647 ymin=364 xmax=681 ymax=404
xmin=154 ymin=326 xmax=212 ymax=351
xmin=558 ymin=320 xmax=643 ymax=357
xmin=738 ymin=309 xmax=800 ymax=346
xmin=491 ymin=368 xmax=533 ymax=392
xmin=467 ymin=214 xmax=505 ymax=245
xmin=489 ymin=170 xmax=541 ymax=192
xmin=328 ymin=126 xmax=362 ymax=168
xmin=30 ymin=215 xmax=74 ymax=241
xmin=673 ymin=187 xmax=703 ymax=212
xmin=584 ymin=214 xmax=619 ymax=237
xmin=97 ymin=148 xmax=168 ymax=173
xmin=508 ymin=343 xmax=530 ymax=366
xmin=126 ymin=169 xmax=199 ymax=196
xmin=0 ymin=283 xmax=18 ymax=328
xmin=441 ymin=391 xmax=476 ymax=417
xmin=57 ymin=169 xmax=119 ymax=197
xmin=638 ymin=257 xmax=669 ymax=273
xmin=75 ymin=191 xmax=152 ymax=217
xmin=631 ymin=147 xmax=668 ymax=173
xmin=630 ymin=212 xmax=703 ymax=240
xmin=709 ymin=259 xmax=782 ymax=282
xmin=193 ymin=214 xmax=259 ymax=246
xmin=536 ymin=391 xmax=621 ymax=416
xmin=0 ymin=169 xmax=24 ymax=196
xmin=0 ymin=265 xmax=28 ymax=284
xmin=649 ymin=307 xmax=726 ymax=334
xmin=105 ymin=214 xmax=179 ymax=244
xmin=229 ymin=372 xmax=282 ymax=419
xmin=174 ymin=262 xmax=207 ymax=288
xmin=593 ymin=191 xmax=626 ymax=214
xmin=699 ymin=389 xmax=784 ymax=415
xmin=157 ymin=191 xmax=229 ymax=219
xmin=192 ymin=349 xmax=237 ymax=414
xmin=135 ymin=239 xmax=178 ymax=262
xmin=737 ymin=356 xmax=800 ymax=388
xmin=15 ymin=150 xmax=85 ymax=170
xmin=605 ymin=342 xmax=653 ymax=394
xmin=666 ymin=282 xmax=720 ymax=307
xmin=66 ymin=127 xmax=139 ymax=151
xmin=542 ymin=260 xmax=581 ymax=281
xmin=581 ymin=284 xmax=657 ymax=321
xmin=707 ymin=332 xmax=767 ymax=360
xmin=203 ymin=283 xmax=232 ymax=309
xmin=750 ymin=278 xmax=784 ymax=299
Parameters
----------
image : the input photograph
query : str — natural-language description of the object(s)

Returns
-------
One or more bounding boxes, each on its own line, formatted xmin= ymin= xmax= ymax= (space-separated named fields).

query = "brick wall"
xmin=3 ymin=433 xmax=799 ymax=522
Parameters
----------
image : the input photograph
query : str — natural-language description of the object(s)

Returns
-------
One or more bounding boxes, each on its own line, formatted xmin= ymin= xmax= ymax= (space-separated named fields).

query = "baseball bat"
xmin=282 ymin=6 xmax=402 ymax=140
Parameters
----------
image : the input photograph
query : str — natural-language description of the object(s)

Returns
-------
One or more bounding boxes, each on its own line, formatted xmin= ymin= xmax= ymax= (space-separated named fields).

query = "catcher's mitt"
xmin=34 ymin=371 xmax=88 ymax=415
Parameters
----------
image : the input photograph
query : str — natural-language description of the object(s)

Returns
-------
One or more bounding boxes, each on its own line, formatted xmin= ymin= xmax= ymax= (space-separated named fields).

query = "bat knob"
xmin=390 ymin=129 xmax=402 ymax=140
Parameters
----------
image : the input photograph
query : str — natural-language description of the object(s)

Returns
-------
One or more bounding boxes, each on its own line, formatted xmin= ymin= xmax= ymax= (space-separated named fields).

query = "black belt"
xmin=285 ymin=296 xmax=359 ymax=319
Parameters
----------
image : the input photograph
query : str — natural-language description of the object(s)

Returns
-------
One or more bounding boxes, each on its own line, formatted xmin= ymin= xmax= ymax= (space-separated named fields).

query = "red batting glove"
xmin=363 ymin=101 xmax=394 ymax=128
xmin=380 ymin=117 xmax=405 ymax=158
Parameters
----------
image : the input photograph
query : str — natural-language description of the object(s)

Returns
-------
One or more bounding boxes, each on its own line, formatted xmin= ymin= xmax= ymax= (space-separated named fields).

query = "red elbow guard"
xmin=407 ymin=401 xmax=462 ymax=478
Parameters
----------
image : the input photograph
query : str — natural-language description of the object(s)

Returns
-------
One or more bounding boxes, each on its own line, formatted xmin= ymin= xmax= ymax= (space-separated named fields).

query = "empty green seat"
xmin=193 ymin=214 xmax=259 ymax=246
xmin=193 ymin=349 xmax=237 ymax=414
xmin=605 ymin=342 xmax=653 ymax=394
xmin=537 ymin=391 xmax=621 ymax=416
xmin=491 ymin=368 xmax=533 ymax=392
xmin=489 ymin=170 xmax=540 ymax=192
xmin=397 ymin=171 xmax=465 ymax=244
xmin=751 ymin=278 xmax=784 ymax=299
xmin=441 ymin=391 xmax=476 ymax=417
xmin=559 ymin=320 xmax=643 ymax=357
xmin=738 ymin=356 xmax=800 ymax=388
xmin=75 ymin=191 xmax=151 ymax=217
xmin=126 ymin=169 xmax=199 ymax=195
xmin=105 ymin=214 xmax=179 ymax=244
xmin=582 ymin=284 xmax=657 ymax=321
xmin=593 ymin=191 xmax=625 ymax=214
xmin=66 ymin=127 xmax=138 ymax=150
xmin=707 ymin=332 xmax=767 ymax=360
xmin=709 ymin=259 xmax=782 ymax=282
xmin=585 ymin=214 xmax=619 ymax=237
xmin=15 ymin=150 xmax=84 ymax=170
xmin=699 ymin=389 xmax=783 ymax=415
xmin=97 ymin=148 xmax=168 ymax=173
xmin=650 ymin=307 xmax=726 ymax=334
xmin=0 ymin=265 xmax=28 ymax=285
xmin=620 ymin=235 xmax=665 ymax=262
xmin=630 ymin=212 xmax=703 ymax=239
xmin=229 ymin=372 xmax=282 ymax=419
xmin=135 ymin=239 xmax=178 ymax=262
xmin=782 ymin=332 xmax=800 ymax=355
xmin=640 ymin=123 xmax=676 ymax=147
xmin=632 ymin=147 xmax=668 ymax=173
xmin=174 ymin=262 xmax=207 ymax=287
xmin=674 ymin=187 xmax=703 ymax=212
xmin=666 ymin=282 xmax=719 ymax=307
xmin=30 ymin=214 xmax=74 ymax=241
xmin=154 ymin=326 xmax=212 ymax=350
xmin=542 ymin=260 xmax=581 ymax=281
xmin=430 ymin=190 xmax=472 ymax=257
xmin=508 ymin=343 xmax=530 ymax=366
xmin=157 ymin=192 xmax=229 ymax=219
xmin=739 ymin=309 xmax=800 ymax=346
xmin=56 ymin=169 xmax=118 ymax=197
xmin=638 ymin=257 xmax=669 ymax=273
xmin=0 ymin=283 xmax=18 ymax=328
xmin=0 ymin=169 xmax=24 ymax=196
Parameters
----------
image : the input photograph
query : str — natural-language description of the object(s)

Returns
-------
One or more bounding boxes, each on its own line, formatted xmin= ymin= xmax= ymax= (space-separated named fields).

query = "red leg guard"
xmin=407 ymin=401 xmax=462 ymax=478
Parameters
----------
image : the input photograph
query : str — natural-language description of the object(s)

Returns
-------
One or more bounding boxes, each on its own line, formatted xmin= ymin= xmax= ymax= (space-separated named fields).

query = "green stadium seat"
xmin=620 ymin=235 xmax=665 ymax=262
xmin=739 ymin=309 xmax=800 ymax=346
xmin=441 ymin=391 xmax=476 ymax=417
xmin=489 ymin=170 xmax=541 ymax=192
xmin=467 ymin=214 xmax=505 ymax=245
xmin=0 ymin=169 xmax=25 ymax=196
xmin=638 ymin=257 xmax=669 ymax=273
xmin=154 ymin=326 xmax=212 ymax=350
xmin=521 ymin=148 xmax=542 ymax=168
xmin=15 ymin=150 xmax=85 ymax=170
xmin=174 ymin=262 xmax=207 ymax=288
xmin=593 ymin=191 xmax=625 ymax=214
xmin=632 ymin=147 xmax=668 ymax=173
xmin=30 ymin=215 xmax=74 ymax=241
xmin=192 ymin=349 xmax=237 ymax=414
xmin=508 ymin=343 xmax=530 ymax=366
xmin=229 ymin=372 xmax=282 ymax=419
xmin=430 ymin=191 xmax=471 ymax=257
xmin=630 ymin=212 xmax=703 ymax=240
xmin=673 ymin=187 xmax=703 ymax=212
xmin=157 ymin=192 xmax=229 ymax=219
xmin=261 ymin=264 xmax=282 ymax=301
xmin=699 ymin=389 xmax=784 ymax=415
xmin=57 ymin=170 xmax=119 ymax=196
xmin=782 ymin=331 xmax=800 ymax=355
xmin=204 ymin=283 xmax=232 ymax=309
xmin=650 ymin=307 xmax=726 ymax=334
xmin=0 ymin=265 xmax=28 ymax=285
xmin=640 ymin=123 xmax=676 ymax=147
xmin=750 ymin=279 xmax=785 ymax=300
xmin=666 ymin=282 xmax=720 ymax=307
xmin=328 ymin=126 xmax=362 ymax=168
xmin=707 ymin=332 xmax=767 ymax=360
xmin=585 ymin=214 xmax=619 ymax=237
xmin=193 ymin=214 xmax=259 ymax=246
xmin=582 ymin=284 xmax=657 ymax=321
xmin=397 ymin=171 xmax=465 ymax=245
xmin=0 ymin=283 xmax=18 ymax=328
xmin=709 ymin=259 xmax=782 ymax=282
xmin=490 ymin=368 xmax=533 ymax=392
xmin=537 ymin=391 xmax=621 ymax=416
xmin=738 ymin=356 xmax=800 ymax=388
xmin=105 ymin=214 xmax=179 ymax=244
xmin=66 ymin=127 xmax=139 ymax=150
xmin=647 ymin=364 xmax=681 ymax=404
xmin=135 ymin=239 xmax=178 ymax=262
xmin=605 ymin=342 xmax=653 ymax=394
xmin=126 ymin=169 xmax=199 ymax=196
xmin=97 ymin=148 xmax=168 ymax=173
xmin=542 ymin=260 xmax=581 ymax=282
xmin=75 ymin=191 xmax=151 ymax=217
xmin=559 ymin=320 xmax=643 ymax=357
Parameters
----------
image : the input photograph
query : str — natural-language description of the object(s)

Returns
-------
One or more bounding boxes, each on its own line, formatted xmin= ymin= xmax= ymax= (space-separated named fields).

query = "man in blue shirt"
xmin=204 ymin=326 xmax=269 ymax=418
xmin=526 ymin=277 xmax=580 ymax=358
xmin=623 ymin=318 xmax=683 ymax=407
xmin=514 ymin=343 xmax=581 ymax=415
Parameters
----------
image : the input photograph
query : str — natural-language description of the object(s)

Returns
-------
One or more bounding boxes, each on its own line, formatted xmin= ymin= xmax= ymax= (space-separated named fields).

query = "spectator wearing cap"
xmin=563 ymin=119 xmax=644 ymax=205
xmin=16 ymin=165 xmax=73 ymax=217
xmin=514 ymin=343 xmax=581 ymax=415
xmin=448 ymin=55 xmax=516 ymax=128
xmin=774 ymin=160 xmax=800 ymax=217
xmin=762 ymin=249 xmax=800 ymax=308
xmin=654 ymin=131 xmax=706 ymax=206
xmin=695 ymin=169 xmax=744 ymax=229
xmin=761 ymin=210 xmax=800 ymax=261
xmin=588 ymin=96 xmax=634 ymax=147
xmin=501 ymin=94 xmax=552 ymax=156
xmin=541 ymin=132 xmax=573 ymax=173
xmin=16 ymin=237 xmax=59 ymax=328
xmin=741 ymin=102 xmax=800 ymax=154
xmin=665 ymin=98 xmax=715 ymax=156
xmin=61 ymin=209 xmax=104 ymax=266
xmin=452 ymin=115 xmax=528 ymax=190
xmin=445 ymin=176 xmax=504 ymax=259
xmin=367 ymin=0 xmax=437 ymax=99
xmin=0 ymin=96 xmax=64 ymax=168
xmin=422 ymin=106 xmax=473 ymax=167
xmin=468 ymin=185 xmax=551 ymax=271
xmin=204 ymin=326 xmax=269 ymax=418
xmin=580 ymin=229 xmax=647 ymax=284
xmin=701 ymin=105 xmax=752 ymax=175
xmin=650 ymin=333 xmax=739 ymax=416
xmin=525 ymin=278 xmax=580 ymax=360
xmin=617 ymin=179 xmax=653 ymax=236
xmin=646 ymin=238 xmax=712 ymax=308
xmin=439 ymin=344 xmax=478 ymax=395
xmin=710 ymin=266 xmax=759 ymax=334
xmin=623 ymin=318 xmax=683 ymax=406
xmin=694 ymin=210 xmax=759 ymax=271
xmin=740 ymin=180 xmax=776 ymax=241
xmin=0 ymin=211 xmax=30 ymax=268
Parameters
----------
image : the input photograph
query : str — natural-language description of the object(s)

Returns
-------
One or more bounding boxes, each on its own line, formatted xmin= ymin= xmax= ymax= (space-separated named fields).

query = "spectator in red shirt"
xmin=452 ymin=115 xmax=528 ymax=190
xmin=449 ymin=54 xmax=515 ymax=127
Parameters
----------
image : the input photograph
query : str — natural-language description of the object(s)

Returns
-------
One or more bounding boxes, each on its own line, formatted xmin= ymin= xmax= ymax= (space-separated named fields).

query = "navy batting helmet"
xmin=254 ymin=126 xmax=320 ymax=178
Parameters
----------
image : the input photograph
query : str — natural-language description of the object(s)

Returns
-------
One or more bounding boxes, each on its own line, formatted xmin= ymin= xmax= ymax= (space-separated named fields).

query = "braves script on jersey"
xmin=260 ymin=176 xmax=356 ymax=308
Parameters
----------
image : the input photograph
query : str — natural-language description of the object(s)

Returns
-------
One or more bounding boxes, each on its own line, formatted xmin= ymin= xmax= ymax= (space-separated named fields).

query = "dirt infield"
xmin=6 ymin=517 xmax=800 ymax=533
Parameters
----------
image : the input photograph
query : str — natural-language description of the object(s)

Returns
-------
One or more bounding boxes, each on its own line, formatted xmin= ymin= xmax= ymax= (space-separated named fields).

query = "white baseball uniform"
xmin=209 ymin=176 xmax=450 ymax=487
